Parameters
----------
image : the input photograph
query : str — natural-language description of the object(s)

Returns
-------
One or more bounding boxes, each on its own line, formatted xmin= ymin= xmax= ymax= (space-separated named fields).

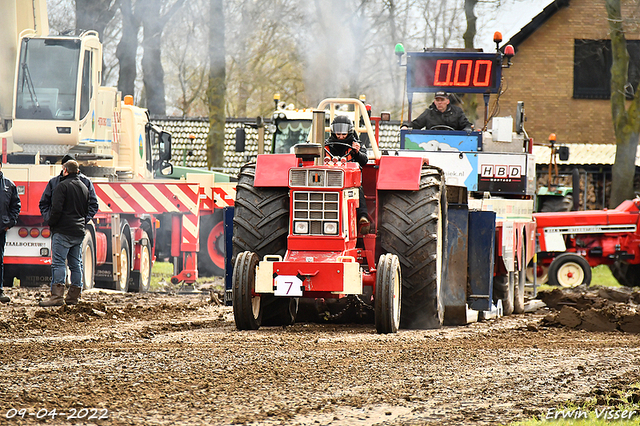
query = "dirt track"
xmin=1 ymin=283 xmax=640 ymax=425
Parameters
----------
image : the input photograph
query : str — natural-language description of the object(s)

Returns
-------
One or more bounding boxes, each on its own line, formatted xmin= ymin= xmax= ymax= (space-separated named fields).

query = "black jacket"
xmin=39 ymin=171 xmax=98 ymax=225
xmin=49 ymin=173 xmax=90 ymax=238
xmin=0 ymin=172 xmax=21 ymax=231
xmin=410 ymin=103 xmax=473 ymax=131
xmin=325 ymin=133 xmax=368 ymax=168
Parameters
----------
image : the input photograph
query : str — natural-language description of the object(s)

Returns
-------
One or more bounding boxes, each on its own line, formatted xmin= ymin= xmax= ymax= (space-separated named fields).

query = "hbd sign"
xmin=480 ymin=164 xmax=522 ymax=180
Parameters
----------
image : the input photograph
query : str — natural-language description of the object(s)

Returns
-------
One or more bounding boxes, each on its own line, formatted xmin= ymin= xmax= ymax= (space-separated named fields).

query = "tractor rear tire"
xmin=232 ymin=163 xmax=292 ymax=325
xmin=540 ymin=195 xmax=573 ymax=212
xmin=379 ymin=166 xmax=445 ymax=329
xmin=375 ymin=253 xmax=402 ymax=334
xmin=513 ymin=270 xmax=525 ymax=314
xmin=232 ymin=251 xmax=262 ymax=330
xmin=548 ymin=253 xmax=591 ymax=288
xmin=513 ymin=242 xmax=526 ymax=315
xmin=609 ymin=261 xmax=640 ymax=288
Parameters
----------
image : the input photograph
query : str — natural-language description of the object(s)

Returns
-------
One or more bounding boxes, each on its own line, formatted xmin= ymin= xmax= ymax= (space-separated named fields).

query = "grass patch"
xmin=590 ymin=265 xmax=620 ymax=287
xmin=512 ymin=384 xmax=640 ymax=425
xmin=535 ymin=265 xmax=621 ymax=293
xmin=150 ymin=261 xmax=224 ymax=292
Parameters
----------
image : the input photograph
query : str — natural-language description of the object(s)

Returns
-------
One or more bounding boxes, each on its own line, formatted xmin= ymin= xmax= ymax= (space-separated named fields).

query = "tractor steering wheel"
xmin=429 ymin=124 xmax=455 ymax=131
xmin=325 ymin=141 xmax=356 ymax=159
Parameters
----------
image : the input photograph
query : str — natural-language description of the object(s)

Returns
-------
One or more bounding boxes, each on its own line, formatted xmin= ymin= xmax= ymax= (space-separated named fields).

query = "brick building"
xmin=497 ymin=0 xmax=640 ymax=146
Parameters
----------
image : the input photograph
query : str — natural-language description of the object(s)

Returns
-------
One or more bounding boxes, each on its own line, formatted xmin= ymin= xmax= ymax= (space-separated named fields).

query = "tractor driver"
xmin=325 ymin=115 xmax=371 ymax=235
xmin=405 ymin=91 xmax=473 ymax=133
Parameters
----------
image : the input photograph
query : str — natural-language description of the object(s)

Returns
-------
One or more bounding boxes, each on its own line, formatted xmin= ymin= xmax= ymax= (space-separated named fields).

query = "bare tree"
xmin=138 ymin=0 xmax=186 ymax=116
xmin=606 ymin=0 xmax=640 ymax=207
xmin=75 ymin=0 xmax=119 ymax=40
xmin=116 ymin=0 xmax=141 ymax=97
xmin=207 ymin=0 xmax=226 ymax=167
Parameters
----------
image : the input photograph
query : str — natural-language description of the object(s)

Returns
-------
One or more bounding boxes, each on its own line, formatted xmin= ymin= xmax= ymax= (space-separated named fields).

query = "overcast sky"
xmin=477 ymin=0 xmax=553 ymax=52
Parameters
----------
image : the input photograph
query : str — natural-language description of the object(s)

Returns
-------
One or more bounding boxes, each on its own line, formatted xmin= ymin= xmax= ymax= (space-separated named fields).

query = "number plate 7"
xmin=274 ymin=275 xmax=303 ymax=297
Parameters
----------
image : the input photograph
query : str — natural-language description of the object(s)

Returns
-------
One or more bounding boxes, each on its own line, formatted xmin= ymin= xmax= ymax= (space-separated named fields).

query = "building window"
xmin=573 ymin=39 xmax=640 ymax=99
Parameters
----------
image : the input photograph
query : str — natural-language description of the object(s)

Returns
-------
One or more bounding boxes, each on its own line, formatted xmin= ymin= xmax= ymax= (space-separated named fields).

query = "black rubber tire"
xmin=261 ymin=296 xmax=298 ymax=327
xmin=540 ymin=195 xmax=573 ymax=212
xmin=197 ymin=210 xmax=225 ymax=277
xmin=81 ymin=232 xmax=95 ymax=291
xmin=232 ymin=163 xmax=289 ymax=261
xmin=513 ymin=270 xmax=525 ymax=315
xmin=379 ymin=166 xmax=446 ymax=329
xmin=232 ymin=251 xmax=262 ymax=330
xmin=548 ymin=253 xmax=591 ymax=288
xmin=609 ymin=261 xmax=640 ymax=288
xmin=513 ymin=242 xmax=526 ymax=315
xmin=494 ymin=274 xmax=514 ymax=316
xmin=130 ymin=231 xmax=151 ymax=293
xmin=232 ymin=163 xmax=292 ymax=325
xmin=114 ymin=238 xmax=131 ymax=292
xmin=375 ymin=253 xmax=402 ymax=334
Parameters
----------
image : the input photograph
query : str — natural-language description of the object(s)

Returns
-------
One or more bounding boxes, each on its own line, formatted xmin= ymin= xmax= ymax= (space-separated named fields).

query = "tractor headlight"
xmin=294 ymin=221 xmax=309 ymax=234
xmin=323 ymin=221 xmax=338 ymax=235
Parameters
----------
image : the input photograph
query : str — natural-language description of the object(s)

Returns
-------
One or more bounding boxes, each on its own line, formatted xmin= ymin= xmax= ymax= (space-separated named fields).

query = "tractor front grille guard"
xmin=292 ymin=191 xmax=340 ymax=235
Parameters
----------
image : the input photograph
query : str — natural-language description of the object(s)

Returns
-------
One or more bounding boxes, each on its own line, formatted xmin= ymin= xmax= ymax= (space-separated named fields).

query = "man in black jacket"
xmin=409 ymin=91 xmax=473 ymax=133
xmin=0 ymin=162 xmax=21 ymax=303
xmin=39 ymin=154 xmax=98 ymax=225
xmin=40 ymin=160 xmax=92 ymax=307
xmin=325 ymin=115 xmax=370 ymax=234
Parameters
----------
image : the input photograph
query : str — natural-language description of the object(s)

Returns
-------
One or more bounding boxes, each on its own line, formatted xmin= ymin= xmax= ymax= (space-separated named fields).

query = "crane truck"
xmin=0 ymin=0 xmax=232 ymax=289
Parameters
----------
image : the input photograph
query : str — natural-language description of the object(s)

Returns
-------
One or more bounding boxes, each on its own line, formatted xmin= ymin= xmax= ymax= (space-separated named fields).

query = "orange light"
xmin=493 ymin=31 xmax=503 ymax=43
xmin=30 ymin=228 xmax=40 ymax=238
xmin=41 ymin=228 xmax=51 ymax=238
xmin=549 ymin=133 xmax=557 ymax=142
xmin=18 ymin=228 xmax=28 ymax=238
xmin=124 ymin=95 xmax=134 ymax=105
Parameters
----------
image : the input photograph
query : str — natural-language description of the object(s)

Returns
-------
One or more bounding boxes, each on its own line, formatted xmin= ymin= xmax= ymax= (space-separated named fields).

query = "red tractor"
xmin=231 ymin=98 xmax=447 ymax=333
xmin=534 ymin=198 xmax=640 ymax=288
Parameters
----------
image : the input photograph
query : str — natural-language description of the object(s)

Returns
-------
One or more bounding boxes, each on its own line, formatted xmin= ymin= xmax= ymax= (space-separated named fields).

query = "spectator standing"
xmin=40 ymin=160 xmax=93 ymax=307
xmin=0 ymin=161 xmax=21 ymax=303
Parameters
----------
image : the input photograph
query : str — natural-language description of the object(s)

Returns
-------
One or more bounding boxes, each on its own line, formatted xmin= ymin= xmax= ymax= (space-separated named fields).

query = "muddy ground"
xmin=1 ymin=282 xmax=640 ymax=426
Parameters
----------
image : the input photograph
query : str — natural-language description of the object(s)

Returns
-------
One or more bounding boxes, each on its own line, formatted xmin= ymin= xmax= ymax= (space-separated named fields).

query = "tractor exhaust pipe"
xmin=312 ymin=110 xmax=325 ymax=165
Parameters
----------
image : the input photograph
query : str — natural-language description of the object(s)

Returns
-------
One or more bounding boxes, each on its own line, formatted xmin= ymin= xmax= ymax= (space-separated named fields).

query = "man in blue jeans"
xmin=40 ymin=160 xmax=92 ymax=307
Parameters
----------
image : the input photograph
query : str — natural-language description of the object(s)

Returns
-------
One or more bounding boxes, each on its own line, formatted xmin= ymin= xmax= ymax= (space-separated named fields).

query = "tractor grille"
xmin=290 ymin=169 xmax=344 ymax=188
xmin=292 ymin=191 xmax=340 ymax=235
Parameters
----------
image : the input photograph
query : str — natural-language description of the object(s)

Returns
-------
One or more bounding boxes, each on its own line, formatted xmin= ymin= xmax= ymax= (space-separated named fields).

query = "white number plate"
xmin=274 ymin=275 xmax=303 ymax=297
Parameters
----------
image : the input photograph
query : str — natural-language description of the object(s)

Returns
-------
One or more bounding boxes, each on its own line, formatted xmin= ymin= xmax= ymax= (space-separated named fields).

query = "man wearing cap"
xmin=39 ymin=155 xmax=98 ymax=229
xmin=0 ymin=161 xmax=21 ymax=303
xmin=408 ymin=91 xmax=473 ymax=133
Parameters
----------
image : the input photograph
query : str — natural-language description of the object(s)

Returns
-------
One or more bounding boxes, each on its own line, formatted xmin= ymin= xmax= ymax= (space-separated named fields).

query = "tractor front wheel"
xmin=548 ymin=253 xmax=591 ymax=288
xmin=375 ymin=253 xmax=402 ymax=334
xmin=232 ymin=251 xmax=262 ymax=330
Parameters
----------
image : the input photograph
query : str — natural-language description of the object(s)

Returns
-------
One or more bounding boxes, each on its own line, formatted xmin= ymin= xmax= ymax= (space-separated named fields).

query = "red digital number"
xmin=453 ymin=60 xmax=472 ymax=86
xmin=433 ymin=60 xmax=453 ymax=86
xmin=472 ymin=60 xmax=492 ymax=87
xmin=432 ymin=59 xmax=493 ymax=87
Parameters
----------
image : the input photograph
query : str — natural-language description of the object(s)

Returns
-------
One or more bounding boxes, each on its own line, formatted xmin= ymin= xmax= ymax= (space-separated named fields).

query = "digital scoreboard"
xmin=407 ymin=52 xmax=502 ymax=94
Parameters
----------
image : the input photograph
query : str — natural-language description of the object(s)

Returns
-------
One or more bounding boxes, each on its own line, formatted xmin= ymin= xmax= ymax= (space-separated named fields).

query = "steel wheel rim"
xmin=140 ymin=244 xmax=151 ymax=289
xmin=251 ymin=295 xmax=261 ymax=319
xmin=392 ymin=265 xmax=401 ymax=328
xmin=83 ymin=243 xmax=94 ymax=290
xmin=557 ymin=262 xmax=584 ymax=288
xmin=119 ymin=246 xmax=128 ymax=291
